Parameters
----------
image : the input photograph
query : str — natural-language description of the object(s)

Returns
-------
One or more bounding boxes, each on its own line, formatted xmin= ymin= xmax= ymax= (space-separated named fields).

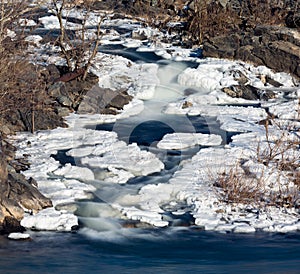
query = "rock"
xmin=7 ymin=171 xmax=53 ymax=213
xmin=222 ymin=85 xmax=260 ymax=100
xmin=0 ymin=216 xmax=25 ymax=234
xmin=45 ymin=64 xmax=61 ymax=83
xmin=265 ymin=75 xmax=283 ymax=87
xmin=47 ymin=82 xmax=64 ymax=97
xmin=182 ymin=101 xmax=193 ymax=109
xmin=55 ymin=107 xmax=71 ymax=117
xmin=231 ymin=70 xmax=249 ymax=85
xmin=57 ymin=95 xmax=73 ymax=107
xmin=0 ymin=147 xmax=8 ymax=184
xmin=107 ymin=93 xmax=132 ymax=110
xmin=222 ymin=84 xmax=276 ymax=101
xmin=203 ymin=26 xmax=300 ymax=80
xmin=132 ymin=29 xmax=148 ymax=40
xmin=286 ymin=11 xmax=300 ymax=28
xmin=0 ymin=138 xmax=52 ymax=234
xmin=77 ymin=86 xmax=133 ymax=114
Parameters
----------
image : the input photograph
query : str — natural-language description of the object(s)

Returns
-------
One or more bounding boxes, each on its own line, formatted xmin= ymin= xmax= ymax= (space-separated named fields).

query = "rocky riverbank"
xmin=203 ymin=25 xmax=300 ymax=80
xmin=0 ymin=61 xmax=132 ymax=234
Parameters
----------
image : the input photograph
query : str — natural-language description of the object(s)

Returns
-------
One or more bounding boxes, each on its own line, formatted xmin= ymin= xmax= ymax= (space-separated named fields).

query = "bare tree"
xmin=51 ymin=0 xmax=106 ymax=80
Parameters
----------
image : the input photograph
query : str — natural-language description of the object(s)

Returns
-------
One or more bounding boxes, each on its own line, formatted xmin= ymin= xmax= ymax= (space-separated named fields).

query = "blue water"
xmin=1 ymin=230 xmax=300 ymax=273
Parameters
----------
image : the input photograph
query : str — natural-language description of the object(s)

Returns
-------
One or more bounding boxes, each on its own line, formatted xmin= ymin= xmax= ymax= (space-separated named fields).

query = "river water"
xmin=1 ymin=230 xmax=300 ymax=273
xmin=2 ymin=46 xmax=300 ymax=273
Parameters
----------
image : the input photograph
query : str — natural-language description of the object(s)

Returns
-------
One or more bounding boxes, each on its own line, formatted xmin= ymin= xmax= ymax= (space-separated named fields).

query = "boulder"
xmin=222 ymin=84 xmax=276 ymax=101
xmin=77 ymin=86 xmax=133 ymax=114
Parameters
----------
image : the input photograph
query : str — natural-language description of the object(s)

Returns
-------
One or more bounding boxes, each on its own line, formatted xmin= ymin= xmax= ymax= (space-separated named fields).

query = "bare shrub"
xmin=214 ymin=114 xmax=300 ymax=210
xmin=0 ymin=1 xmax=50 ymax=133
xmin=51 ymin=0 xmax=106 ymax=80
xmin=257 ymin=119 xmax=300 ymax=174
xmin=214 ymin=163 xmax=263 ymax=205
xmin=214 ymin=161 xmax=300 ymax=209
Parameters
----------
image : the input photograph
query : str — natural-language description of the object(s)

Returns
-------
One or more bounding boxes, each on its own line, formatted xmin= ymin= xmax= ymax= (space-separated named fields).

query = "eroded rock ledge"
xmin=203 ymin=25 xmax=300 ymax=80
xmin=0 ymin=139 xmax=52 ymax=234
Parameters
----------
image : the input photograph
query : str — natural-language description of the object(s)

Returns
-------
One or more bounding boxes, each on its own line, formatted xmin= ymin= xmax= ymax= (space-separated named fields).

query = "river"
xmin=5 ymin=38 xmax=300 ymax=273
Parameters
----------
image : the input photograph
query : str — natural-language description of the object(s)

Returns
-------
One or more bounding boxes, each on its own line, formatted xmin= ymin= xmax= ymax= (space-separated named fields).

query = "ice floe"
xmin=21 ymin=208 xmax=78 ymax=232
xmin=81 ymin=142 xmax=164 ymax=176
xmin=8 ymin=233 xmax=31 ymax=240
xmin=157 ymin=133 xmax=222 ymax=150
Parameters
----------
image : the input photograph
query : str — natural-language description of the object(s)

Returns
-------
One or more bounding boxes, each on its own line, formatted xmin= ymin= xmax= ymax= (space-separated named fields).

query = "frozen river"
xmin=6 ymin=9 xmax=300 ymax=272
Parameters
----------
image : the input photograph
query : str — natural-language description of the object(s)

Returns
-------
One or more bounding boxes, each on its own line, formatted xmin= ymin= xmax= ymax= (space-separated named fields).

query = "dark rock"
xmin=203 ymin=26 xmax=300 ymax=80
xmin=222 ymin=85 xmax=260 ymax=100
xmin=228 ymin=70 xmax=249 ymax=85
xmin=132 ymin=29 xmax=148 ymax=40
xmin=18 ymin=109 xmax=67 ymax=132
xmin=223 ymin=84 xmax=276 ymax=101
xmin=182 ymin=101 xmax=193 ymax=109
xmin=55 ymin=107 xmax=71 ymax=117
xmin=0 ymin=148 xmax=8 ymax=184
xmin=108 ymin=93 xmax=132 ymax=110
xmin=45 ymin=64 xmax=61 ymax=83
xmin=71 ymin=225 xmax=80 ymax=231
xmin=0 ymin=216 xmax=25 ymax=234
xmin=265 ymin=75 xmax=283 ymax=87
xmin=47 ymin=82 xmax=65 ymax=97
xmin=57 ymin=95 xmax=73 ymax=107
xmin=286 ymin=11 xmax=300 ymax=28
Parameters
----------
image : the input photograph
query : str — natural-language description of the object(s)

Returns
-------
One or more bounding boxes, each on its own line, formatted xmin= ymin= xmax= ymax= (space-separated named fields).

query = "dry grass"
xmin=214 ymin=163 xmax=264 ymax=205
xmin=214 ymin=116 xmax=300 ymax=210
xmin=214 ymin=162 xmax=300 ymax=209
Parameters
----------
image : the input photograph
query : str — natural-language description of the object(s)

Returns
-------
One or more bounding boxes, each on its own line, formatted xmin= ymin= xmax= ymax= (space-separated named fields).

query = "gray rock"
xmin=57 ymin=95 xmax=73 ymax=107
xmin=77 ymin=86 xmax=132 ymax=114
xmin=47 ymin=82 xmax=65 ymax=97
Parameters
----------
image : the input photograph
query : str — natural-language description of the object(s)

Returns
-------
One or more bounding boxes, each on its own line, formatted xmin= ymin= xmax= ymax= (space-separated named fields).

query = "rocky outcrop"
xmin=203 ymin=26 xmax=300 ymax=80
xmin=0 ymin=139 xmax=52 ymax=234
xmin=0 ymin=62 xmax=134 ymax=136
